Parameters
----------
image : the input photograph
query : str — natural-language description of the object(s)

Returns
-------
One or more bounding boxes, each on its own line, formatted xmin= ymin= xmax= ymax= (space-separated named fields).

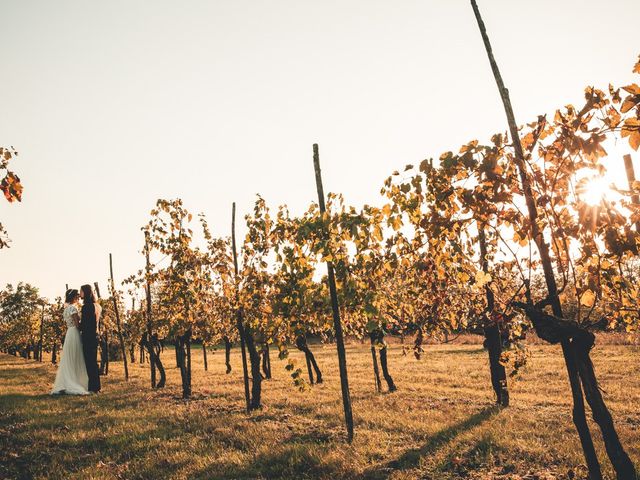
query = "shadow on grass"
xmin=363 ymin=405 xmax=500 ymax=479
xmin=192 ymin=443 xmax=347 ymax=480
xmin=0 ymin=392 xmax=195 ymax=480
xmin=435 ymin=433 xmax=501 ymax=477
xmin=3 ymin=393 xmax=343 ymax=479
xmin=189 ymin=405 xmax=501 ymax=480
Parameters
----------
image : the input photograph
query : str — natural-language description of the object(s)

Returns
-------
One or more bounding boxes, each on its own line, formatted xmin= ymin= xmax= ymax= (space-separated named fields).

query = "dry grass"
xmin=1 ymin=339 xmax=639 ymax=479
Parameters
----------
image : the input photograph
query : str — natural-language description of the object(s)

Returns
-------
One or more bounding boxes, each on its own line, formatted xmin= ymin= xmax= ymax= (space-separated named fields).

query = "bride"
xmin=51 ymin=289 xmax=90 ymax=395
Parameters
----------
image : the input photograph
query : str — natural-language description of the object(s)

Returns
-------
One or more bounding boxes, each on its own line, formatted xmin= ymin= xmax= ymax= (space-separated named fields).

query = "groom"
xmin=79 ymin=284 xmax=101 ymax=393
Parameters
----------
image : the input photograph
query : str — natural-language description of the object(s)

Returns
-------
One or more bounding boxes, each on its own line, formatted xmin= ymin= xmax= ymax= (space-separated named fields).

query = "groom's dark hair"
xmin=80 ymin=284 xmax=96 ymax=303
xmin=65 ymin=289 xmax=79 ymax=303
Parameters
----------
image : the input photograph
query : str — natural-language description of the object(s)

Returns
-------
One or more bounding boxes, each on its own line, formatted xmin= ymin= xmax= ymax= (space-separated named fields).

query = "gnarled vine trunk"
xmin=572 ymin=332 xmax=636 ymax=480
xmin=478 ymin=225 xmax=509 ymax=407
xmin=370 ymin=330 xmax=397 ymax=393
xmin=483 ymin=325 xmax=508 ymax=407
xmin=224 ymin=336 xmax=232 ymax=374
xmin=151 ymin=336 xmax=166 ymax=388
xmin=295 ymin=335 xmax=323 ymax=384
xmin=176 ymin=330 xmax=192 ymax=399
xmin=245 ymin=329 xmax=262 ymax=410
xmin=518 ymin=303 xmax=636 ymax=480
xmin=143 ymin=332 xmax=166 ymax=389
xmin=261 ymin=342 xmax=271 ymax=379
xmin=378 ymin=341 xmax=397 ymax=392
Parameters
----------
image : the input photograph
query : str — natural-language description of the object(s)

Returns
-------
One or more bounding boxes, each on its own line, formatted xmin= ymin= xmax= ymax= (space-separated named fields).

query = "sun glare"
xmin=580 ymin=176 xmax=611 ymax=206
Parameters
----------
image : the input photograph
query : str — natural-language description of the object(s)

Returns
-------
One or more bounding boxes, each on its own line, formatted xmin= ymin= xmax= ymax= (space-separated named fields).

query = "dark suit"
xmin=80 ymin=302 xmax=101 ymax=392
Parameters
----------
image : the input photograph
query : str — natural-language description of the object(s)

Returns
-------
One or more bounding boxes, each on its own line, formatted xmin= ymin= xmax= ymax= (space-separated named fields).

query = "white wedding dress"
xmin=50 ymin=304 xmax=90 ymax=395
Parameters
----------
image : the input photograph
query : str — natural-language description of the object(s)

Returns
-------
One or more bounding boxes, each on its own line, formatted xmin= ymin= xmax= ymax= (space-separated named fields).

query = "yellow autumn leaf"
xmin=373 ymin=225 xmax=383 ymax=242
xmin=513 ymin=231 xmax=528 ymax=247
xmin=622 ymin=83 xmax=640 ymax=95
xmin=475 ymin=271 xmax=492 ymax=287
xmin=390 ymin=215 xmax=403 ymax=231
xmin=621 ymin=118 xmax=640 ymax=150
xmin=580 ymin=289 xmax=596 ymax=307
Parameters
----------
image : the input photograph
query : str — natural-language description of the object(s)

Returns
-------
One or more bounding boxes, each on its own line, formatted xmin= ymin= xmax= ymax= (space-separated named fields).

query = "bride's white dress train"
xmin=51 ymin=304 xmax=90 ymax=395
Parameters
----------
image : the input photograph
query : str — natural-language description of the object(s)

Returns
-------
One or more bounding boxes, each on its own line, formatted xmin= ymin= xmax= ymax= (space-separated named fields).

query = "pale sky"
xmin=1 ymin=0 xmax=639 ymax=301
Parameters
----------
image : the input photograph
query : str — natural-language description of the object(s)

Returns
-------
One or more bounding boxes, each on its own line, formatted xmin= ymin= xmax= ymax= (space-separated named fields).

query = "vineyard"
xmin=2 ymin=2 xmax=640 ymax=479
xmin=0 ymin=339 xmax=638 ymax=479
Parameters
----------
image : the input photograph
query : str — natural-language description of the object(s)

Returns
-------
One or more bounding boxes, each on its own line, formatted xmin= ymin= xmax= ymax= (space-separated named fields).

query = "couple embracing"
xmin=50 ymin=285 xmax=102 ymax=395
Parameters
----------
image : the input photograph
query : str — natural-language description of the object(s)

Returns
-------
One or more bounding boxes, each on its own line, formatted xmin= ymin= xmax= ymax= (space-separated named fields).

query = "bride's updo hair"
xmin=80 ymin=284 xmax=96 ymax=303
xmin=65 ymin=289 xmax=79 ymax=304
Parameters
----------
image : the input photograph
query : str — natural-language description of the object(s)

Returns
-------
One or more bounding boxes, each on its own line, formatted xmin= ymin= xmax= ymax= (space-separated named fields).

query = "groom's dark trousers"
xmin=80 ymin=303 xmax=101 ymax=392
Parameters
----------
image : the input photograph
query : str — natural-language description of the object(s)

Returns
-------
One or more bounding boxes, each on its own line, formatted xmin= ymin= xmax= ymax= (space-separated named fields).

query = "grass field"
xmin=1 ymin=339 xmax=638 ymax=479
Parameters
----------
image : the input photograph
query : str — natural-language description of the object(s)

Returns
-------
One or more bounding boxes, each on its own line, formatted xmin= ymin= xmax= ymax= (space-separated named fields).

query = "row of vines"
xmin=2 ymin=3 xmax=640 ymax=479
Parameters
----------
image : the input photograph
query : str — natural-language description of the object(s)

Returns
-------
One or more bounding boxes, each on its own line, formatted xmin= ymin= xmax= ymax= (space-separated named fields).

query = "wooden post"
xmin=312 ymin=143 xmax=354 ymax=442
xmin=109 ymin=253 xmax=129 ymax=381
xmin=129 ymin=298 xmax=136 ymax=364
xmin=469 ymin=2 xmax=601 ymax=475
xmin=38 ymin=303 xmax=45 ymax=362
xmin=203 ymin=342 xmax=208 ymax=371
xmin=623 ymin=154 xmax=640 ymax=231
xmin=54 ymin=295 xmax=63 ymax=365
xmin=470 ymin=2 xmax=635 ymax=479
xmin=95 ymin=281 xmax=109 ymax=375
xmin=232 ymin=202 xmax=252 ymax=412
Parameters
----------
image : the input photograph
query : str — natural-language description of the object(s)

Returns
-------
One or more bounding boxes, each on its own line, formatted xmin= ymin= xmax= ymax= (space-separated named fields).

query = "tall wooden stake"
xmin=469 ymin=2 xmax=601 ymax=476
xmin=94 ymin=281 xmax=109 ymax=375
xmin=109 ymin=253 xmax=129 ymax=381
xmin=623 ymin=154 xmax=640 ymax=231
xmin=232 ymin=202 xmax=252 ymax=412
xmin=312 ymin=143 xmax=354 ymax=442
xmin=470 ymin=2 xmax=636 ymax=479
xmin=38 ymin=303 xmax=45 ymax=362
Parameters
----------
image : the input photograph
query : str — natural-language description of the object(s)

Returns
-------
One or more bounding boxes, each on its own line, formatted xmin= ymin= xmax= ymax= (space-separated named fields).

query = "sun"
xmin=580 ymin=176 xmax=611 ymax=206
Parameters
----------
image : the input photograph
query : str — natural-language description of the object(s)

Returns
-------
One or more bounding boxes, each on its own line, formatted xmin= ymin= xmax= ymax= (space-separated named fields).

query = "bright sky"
xmin=1 ymin=0 xmax=639 ymax=301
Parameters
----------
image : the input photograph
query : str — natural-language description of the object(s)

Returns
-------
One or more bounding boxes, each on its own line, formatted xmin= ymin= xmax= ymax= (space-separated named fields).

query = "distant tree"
xmin=42 ymin=298 xmax=65 ymax=364
xmin=0 ymin=283 xmax=42 ymax=358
